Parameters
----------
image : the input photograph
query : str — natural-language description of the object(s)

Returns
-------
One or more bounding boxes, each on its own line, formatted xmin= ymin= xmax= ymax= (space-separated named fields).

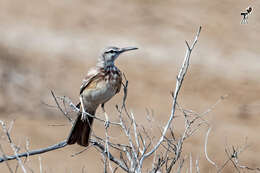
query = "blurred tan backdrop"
xmin=0 ymin=0 xmax=259 ymax=172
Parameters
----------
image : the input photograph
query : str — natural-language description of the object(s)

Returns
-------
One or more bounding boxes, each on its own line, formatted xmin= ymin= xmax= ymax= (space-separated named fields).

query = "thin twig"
xmin=61 ymin=96 xmax=121 ymax=126
xmin=0 ymin=120 xmax=27 ymax=173
xmin=204 ymin=127 xmax=218 ymax=169
xmin=195 ymin=156 xmax=200 ymax=173
xmin=92 ymin=140 xmax=128 ymax=172
xmin=104 ymin=112 xmax=114 ymax=173
xmin=0 ymin=144 xmax=13 ymax=173
xmin=0 ymin=140 xmax=67 ymax=163
xmin=39 ymin=156 xmax=42 ymax=173
xmin=190 ymin=153 xmax=193 ymax=173
xmin=176 ymin=159 xmax=185 ymax=173
xmin=139 ymin=26 xmax=202 ymax=170
xmin=51 ymin=90 xmax=72 ymax=123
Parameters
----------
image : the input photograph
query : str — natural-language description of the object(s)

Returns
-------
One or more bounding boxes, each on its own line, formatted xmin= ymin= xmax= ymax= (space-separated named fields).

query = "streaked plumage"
xmin=67 ymin=46 xmax=137 ymax=147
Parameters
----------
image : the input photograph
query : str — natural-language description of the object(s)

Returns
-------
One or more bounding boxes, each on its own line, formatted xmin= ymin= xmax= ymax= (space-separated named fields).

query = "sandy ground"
xmin=0 ymin=0 xmax=260 ymax=172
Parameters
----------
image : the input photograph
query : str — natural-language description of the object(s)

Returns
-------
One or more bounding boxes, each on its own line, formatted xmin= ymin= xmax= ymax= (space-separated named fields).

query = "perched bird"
xmin=241 ymin=6 xmax=253 ymax=24
xmin=67 ymin=46 xmax=138 ymax=147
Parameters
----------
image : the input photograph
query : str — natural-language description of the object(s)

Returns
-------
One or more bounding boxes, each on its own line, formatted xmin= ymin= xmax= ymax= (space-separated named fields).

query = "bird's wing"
xmin=115 ymin=71 xmax=122 ymax=94
xmin=76 ymin=68 xmax=103 ymax=108
xmin=79 ymin=67 xmax=104 ymax=95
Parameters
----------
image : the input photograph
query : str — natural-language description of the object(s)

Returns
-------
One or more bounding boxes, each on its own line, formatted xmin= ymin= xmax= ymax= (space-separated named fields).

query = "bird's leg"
xmin=241 ymin=13 xmax=247 ymax=24
xmin=80 ymin=96 xmax=87 ymax=121
xmin=101 ymin=103 xmax=110 ymax=129
xmin=244 ymin=14 xmax=248 ymax=23
xmin=101 ymin=103 xmax=105 ymax=113
xmin=241 ymin=17 xmax=246 ymax=24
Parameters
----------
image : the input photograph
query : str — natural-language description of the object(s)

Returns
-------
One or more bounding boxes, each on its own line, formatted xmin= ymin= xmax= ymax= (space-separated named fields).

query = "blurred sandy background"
xmin=0 ymin=0 xmax=260 ymax=172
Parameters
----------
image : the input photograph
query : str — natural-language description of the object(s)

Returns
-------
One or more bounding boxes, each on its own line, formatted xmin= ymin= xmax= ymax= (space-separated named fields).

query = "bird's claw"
xmin=81 ymin=112 xmax=87 ymax=121
xmin=104 ymin=120 xmax=110 ymax=129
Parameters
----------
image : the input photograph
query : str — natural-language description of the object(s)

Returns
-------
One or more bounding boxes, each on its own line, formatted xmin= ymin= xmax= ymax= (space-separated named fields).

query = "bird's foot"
xmin=81 ymin=111 xmax=87 ymax=121
xmin=104 ymin=120 xmax=110 ymax=129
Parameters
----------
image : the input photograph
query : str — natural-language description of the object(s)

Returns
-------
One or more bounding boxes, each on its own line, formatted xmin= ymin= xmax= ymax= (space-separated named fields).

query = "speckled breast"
xmin=83 ymin=66 xmax=122 ymax=108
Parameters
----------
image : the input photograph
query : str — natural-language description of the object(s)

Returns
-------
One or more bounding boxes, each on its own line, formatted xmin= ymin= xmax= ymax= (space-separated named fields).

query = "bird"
xmin=67 ymin=46 xmax=138 ymax=147
xmin=241 ymin=6 xmax=252 ymax=24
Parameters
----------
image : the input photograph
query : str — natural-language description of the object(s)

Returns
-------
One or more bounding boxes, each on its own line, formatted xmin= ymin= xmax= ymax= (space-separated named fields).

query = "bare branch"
xmin=0 ymin=140 xmax=67 ymax=163
xmin=91 ymin=140 xmax=129 ymax=172
xmin=195 ymin=156 xmax=200 ymax=173
xmin=0 ymin=144 xmax=13 ymax=173
xmin=50 ymin=90 xmax=72 ymax=123
xmin=39 ymin=156 xmax=42 ymax=173
xmin=176 ymin=158 xmax=185 ymax=173
xmin=104 ymin=113 xmax=114 ymax=173
xmin=61 ymin=96 xmax=121 ymax=126
xmin=190 ymin=153 xmax=193 ymax=173
xmin=139 ymin=26 xmax=202 ymax=169
xmin=204 ymin=127 xmax=218 ymax=169
xmin=222 ymin=141 xmax=260 ymax=172
xmin=0 ymin=120 xmax=27 ymax=173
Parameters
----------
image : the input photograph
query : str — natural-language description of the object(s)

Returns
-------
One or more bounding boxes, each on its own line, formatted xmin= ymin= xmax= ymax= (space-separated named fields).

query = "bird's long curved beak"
xmin=120 ymin=47 xmax=138 ymax=53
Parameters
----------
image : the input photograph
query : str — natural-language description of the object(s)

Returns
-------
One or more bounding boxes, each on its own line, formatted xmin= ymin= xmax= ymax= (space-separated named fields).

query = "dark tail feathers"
xmin=67 ymin=112 xmax=94 ymax=147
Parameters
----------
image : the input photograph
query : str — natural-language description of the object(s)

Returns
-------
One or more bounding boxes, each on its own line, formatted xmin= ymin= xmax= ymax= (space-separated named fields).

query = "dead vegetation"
xmin=0 ymin=27 xmax=259 ymax=172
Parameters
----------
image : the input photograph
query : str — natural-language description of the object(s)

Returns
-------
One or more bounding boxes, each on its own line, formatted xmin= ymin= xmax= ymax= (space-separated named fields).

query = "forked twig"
xmin=50 ymin=90 xmax=72 ymax=123
xmin=138 ymin=26 xmax=202 ymax=170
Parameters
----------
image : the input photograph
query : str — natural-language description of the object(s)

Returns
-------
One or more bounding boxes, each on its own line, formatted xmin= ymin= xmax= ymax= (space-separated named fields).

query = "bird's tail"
xmin=67 ymin=110 xmax=94 ymax=147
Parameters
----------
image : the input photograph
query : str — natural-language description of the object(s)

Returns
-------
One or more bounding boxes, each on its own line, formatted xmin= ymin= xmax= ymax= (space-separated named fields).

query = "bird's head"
xmin=97 ymin=46 xmax=138 ymax=68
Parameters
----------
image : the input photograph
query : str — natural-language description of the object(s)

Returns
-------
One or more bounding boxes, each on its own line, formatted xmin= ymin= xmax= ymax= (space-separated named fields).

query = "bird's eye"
xmin=108 ymin=50 xmax=114 ymax=53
